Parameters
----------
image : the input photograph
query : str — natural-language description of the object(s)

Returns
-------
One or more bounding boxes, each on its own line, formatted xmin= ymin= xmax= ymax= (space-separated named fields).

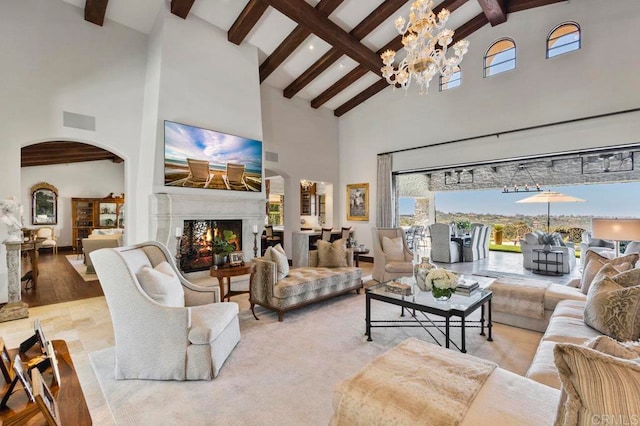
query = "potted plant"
xmin=540 ymin=232 xmax=557 ymax=252
xmin=493 ymin=224 xmax=504 ymax=245
xmin=455 ymin=220 xmax=471 ymax=236
xmin=212 ymin=229 xmax=236 ymax=266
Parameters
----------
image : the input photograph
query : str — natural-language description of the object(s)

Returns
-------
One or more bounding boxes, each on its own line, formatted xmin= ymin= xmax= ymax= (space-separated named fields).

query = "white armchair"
xmin=520 ymin=232 xmax=576 ymax=274
xmin=429 ymin=223 xmax=460 ymax=263
xmin=371 ymin=228 xmax=414 ymax=283
xmin=578 ymin=231 xmax=615 ymax=260
xmin=35 ymin=226 xmax=57 ymax=254
xmin=90 ymin=241 xmax=240 ymax=380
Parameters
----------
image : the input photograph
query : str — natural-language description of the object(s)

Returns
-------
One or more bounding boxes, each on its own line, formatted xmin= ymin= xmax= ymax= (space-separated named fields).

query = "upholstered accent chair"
xmin=579 ymin=231 xmax=615 ymax=259
xmin=429 ymin=223 xmax=461 ymax=263
xmin=90 ymin=241 xmax=240 ymax=380
xmin=184 ymin=158 xmax=213 ymax=188
xmin=222 ymin=163 xmax=249 ymax=190
xmin=371 ymin=228 xmax=414 ymax=283
xmin=463 ymin=225 xmax=490 ymax=262
xmin=35 ymin=227 xmax=57 ymax=254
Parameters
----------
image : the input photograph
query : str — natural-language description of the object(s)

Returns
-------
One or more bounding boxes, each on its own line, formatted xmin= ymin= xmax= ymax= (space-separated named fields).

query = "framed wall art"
xmin=346 ymin=183 xmax=369 ymax=221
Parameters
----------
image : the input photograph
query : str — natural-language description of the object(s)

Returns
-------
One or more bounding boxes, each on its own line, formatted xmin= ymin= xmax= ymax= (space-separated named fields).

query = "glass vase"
xmin=432 ymin=287 xmax=453 ymax=301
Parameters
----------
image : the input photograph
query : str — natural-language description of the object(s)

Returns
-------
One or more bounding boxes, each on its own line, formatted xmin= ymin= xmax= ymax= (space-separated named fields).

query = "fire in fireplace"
xmin=178 ymin=220 xmax=243 ymax=273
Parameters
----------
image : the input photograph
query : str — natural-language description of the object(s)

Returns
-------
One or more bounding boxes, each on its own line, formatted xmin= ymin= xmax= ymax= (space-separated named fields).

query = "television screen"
xmin=164 ymin=120 xmax=262 ymax=192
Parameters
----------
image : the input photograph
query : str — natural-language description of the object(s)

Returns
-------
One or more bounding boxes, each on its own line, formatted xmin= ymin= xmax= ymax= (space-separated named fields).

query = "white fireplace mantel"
xmin=150 ymin=193 xmax=266 ymax=260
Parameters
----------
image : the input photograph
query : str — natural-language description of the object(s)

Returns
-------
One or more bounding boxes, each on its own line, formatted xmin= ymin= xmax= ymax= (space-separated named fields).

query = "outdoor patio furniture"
xmin=579 ymin=231 xmax=615 ymax=259
xmin=429 ymin=223 xmax=461 ymax=263
xmin=520 ymin=232 xmax=576 ymax=273
xmin=463 ymin=225 xmax=490 ymax=262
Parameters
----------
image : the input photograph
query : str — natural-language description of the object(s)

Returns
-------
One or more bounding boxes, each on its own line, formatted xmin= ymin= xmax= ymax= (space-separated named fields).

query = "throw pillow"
xmin=524 ymin=233 xmax=539 ymax=245
xmin=382 ymin=236 xmax=405 ymax=261
xmin=624 ymin=241 xmax=640 ymax=255
xmin=317 ymin=239 xmax=348 ymax=268
xmin=269 ymin=244 xmax=289 ymax=280
xmin=579 ymin=251 xmax=638 ymax=294
xmin=553 ymin=342 xmax=640 ymax=426
xmin=584 ymin=336 xmax=640 ymax=359
xmin=136 ymin=261 xmax=185 ymax=307
xmin=584 ymin=268 xmax=640 ymax=341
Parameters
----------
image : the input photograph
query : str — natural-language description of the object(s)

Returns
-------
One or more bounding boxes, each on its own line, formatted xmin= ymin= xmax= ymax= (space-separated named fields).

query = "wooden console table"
xmin=0 ymin=340 xmax=91 ymax=425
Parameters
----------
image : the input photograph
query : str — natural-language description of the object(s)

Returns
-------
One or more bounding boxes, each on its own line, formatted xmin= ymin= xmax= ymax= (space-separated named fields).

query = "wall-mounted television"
xmin=164 ymin=120 xmax=262 ymax=192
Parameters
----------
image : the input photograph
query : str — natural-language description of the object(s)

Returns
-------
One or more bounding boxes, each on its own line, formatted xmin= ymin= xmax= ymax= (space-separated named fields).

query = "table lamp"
xmin=591 ymin=218 xmax=640 ymax=257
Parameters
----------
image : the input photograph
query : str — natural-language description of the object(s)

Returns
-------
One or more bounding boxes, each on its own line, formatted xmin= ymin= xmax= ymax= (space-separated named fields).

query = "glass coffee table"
xmin=365 ymin=276 xmax=495 ymax=353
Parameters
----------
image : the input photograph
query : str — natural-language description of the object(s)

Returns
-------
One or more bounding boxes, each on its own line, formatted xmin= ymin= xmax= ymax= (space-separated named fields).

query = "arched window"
xmin=547 ymin=22 xmax=580 ymax=58
xmin=484 ymin=38 xmax=516 ymax=77
xmin=439 ymin=67 xmax=462 ymax=91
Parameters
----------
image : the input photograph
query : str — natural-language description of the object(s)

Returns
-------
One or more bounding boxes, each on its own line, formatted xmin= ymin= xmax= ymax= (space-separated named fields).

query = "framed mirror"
xmin=31 ymin=182 xmax=58 ymax=225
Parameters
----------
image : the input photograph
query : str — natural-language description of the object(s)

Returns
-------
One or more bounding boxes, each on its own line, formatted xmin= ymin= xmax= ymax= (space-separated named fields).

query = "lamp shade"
xmin=591 ymin=218 xmax=640 ymax=241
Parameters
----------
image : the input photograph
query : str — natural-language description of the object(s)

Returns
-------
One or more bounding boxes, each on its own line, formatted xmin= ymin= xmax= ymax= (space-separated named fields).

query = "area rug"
xmin=89 ymin=292 xmax=541 ymax=425
xmin=65 ymin=255 xmax=98 ymax=282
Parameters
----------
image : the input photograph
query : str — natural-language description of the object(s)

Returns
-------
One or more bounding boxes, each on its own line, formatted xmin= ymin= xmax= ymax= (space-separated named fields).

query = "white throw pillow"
xmin=268 ymin=244 xmax=289 ymax=280
xmin=136 ymin=261 xmax=185 ymax=307
xmin=382 ymin=236 xmax=404 ymax=261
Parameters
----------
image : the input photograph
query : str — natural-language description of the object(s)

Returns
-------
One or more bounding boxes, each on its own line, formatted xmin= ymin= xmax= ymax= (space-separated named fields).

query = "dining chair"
xmin=264 ymin=225 xmax=282 ymax=248
xmin=429 ymin=223 xmax=461 ymax=263
xmin=341 ymin=226 xmax=352 ymax=246
xmin=321 ymin=228 xmax=333 ymax=241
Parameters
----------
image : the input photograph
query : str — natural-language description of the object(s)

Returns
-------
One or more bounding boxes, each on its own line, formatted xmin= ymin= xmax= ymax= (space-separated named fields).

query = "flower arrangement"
xmin=1 ymin=197 xmax=23 ymax=231
xmin=425 ymin=268 xmax=458 ymax=300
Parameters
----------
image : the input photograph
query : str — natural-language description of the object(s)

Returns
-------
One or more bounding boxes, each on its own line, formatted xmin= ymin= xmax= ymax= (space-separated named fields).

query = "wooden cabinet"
xmin=71 ymin=194 xmax=125 ymax=249
xmin=300 ymin=183 xmax=316 ymax=216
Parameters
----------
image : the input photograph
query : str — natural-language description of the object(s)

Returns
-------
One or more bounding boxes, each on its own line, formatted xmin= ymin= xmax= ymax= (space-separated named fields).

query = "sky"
xmin=399 ymin=182 xmax=640 ymax=218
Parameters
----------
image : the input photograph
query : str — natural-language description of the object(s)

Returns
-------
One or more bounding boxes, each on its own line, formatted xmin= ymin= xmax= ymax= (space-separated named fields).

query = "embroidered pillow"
xmin=584 ymin=267 xmax=640 ymax=341
xmin=584 ymin=336 xmax=640 ymax=359
xmin=268 ymin=243 xmax=289 ymax=280
xmin=317 ymin=239 xmax=347 ymax=268
xmin=136 ymin=261 xmax=185 ymax=307
xmin=553 ymin=342 xmax=640 ymax=426
xmin=579 ymin=251 xmax=638 ymax=294
xmin=382 ymin=236 xmax=405 ymax=261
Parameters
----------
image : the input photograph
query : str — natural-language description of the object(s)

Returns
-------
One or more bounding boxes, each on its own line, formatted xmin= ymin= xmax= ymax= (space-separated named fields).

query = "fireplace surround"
xmin=150 ymin=194 xmax=266 ymax=270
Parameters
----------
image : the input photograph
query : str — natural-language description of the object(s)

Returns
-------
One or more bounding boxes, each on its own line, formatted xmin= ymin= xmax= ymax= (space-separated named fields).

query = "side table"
xmin=532 ymin=249 xmax=564 ymax=276
xmin=352 ymin=248 xmax=369 ymax=267
xmin=210 ymin=262 xmax=256 ymax=304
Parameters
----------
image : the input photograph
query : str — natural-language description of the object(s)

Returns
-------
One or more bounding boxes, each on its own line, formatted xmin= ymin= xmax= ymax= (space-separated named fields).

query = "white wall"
xmin=261 ymin=85 xmax=340 ymax=254
xmin=338 ymin=0 xmax=640 ymax=250
xmin=0 ymin=0 xmax=148 ymax=301
xmin=20 ymin=161 xmax=125 ymax=246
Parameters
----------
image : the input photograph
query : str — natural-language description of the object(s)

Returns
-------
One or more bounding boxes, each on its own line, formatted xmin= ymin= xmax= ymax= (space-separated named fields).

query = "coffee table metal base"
xmin=365 ymin=290 xmax=492 ymax=353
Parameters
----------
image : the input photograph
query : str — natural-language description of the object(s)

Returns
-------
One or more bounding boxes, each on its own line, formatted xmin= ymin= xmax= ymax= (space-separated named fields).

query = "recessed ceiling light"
xmin=308 ymin=44 xmax=314 ymax=51
xmin=339 ymin=63 xmax=344 ymax=68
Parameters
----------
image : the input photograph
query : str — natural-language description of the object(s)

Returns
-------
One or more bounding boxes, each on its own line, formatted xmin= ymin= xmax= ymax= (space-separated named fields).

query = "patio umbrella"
xmin=516 ymin=191 xmax=586 ymax=232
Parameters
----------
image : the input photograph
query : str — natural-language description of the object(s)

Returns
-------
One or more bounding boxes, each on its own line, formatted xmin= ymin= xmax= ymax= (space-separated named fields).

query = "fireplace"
xmin=178 ymin=220 xmax=242 ymax=273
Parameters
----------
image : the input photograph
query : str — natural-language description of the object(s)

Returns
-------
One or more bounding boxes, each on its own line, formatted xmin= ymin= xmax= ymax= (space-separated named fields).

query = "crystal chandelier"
xmin=380 ymin=0 xmax=470 ymax=95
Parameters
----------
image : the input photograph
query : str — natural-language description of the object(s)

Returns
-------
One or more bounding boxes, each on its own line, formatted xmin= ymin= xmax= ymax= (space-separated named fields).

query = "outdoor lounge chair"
xmin=183 ymin=158 xmax=213 ymax=188
xmin=222 ymin=163 xmax=249 ymax=190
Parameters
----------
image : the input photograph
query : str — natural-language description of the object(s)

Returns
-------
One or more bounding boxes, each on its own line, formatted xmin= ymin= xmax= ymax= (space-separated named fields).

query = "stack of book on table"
xmin=456 ymin=278 xmax=479 ymax=296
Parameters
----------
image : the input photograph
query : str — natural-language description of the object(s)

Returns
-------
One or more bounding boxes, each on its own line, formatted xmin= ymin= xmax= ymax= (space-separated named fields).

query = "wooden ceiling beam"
xmin=310 ymin=0 xmax=469 ymax=108
xmin=507 ymin=0 xmax=567 ymax=13
xmin=84 ymin=0 xmax=109 ymax=26
xmin=477 ymin=0 xmax=507 ymax=26
xmin=21 ymin=142 xmax=123 ymax=167
xmin=333 ymin=13 xmax=489 ymax=117
xmin=260 ymin=0 xmax=382 ymax=75
xmin=171 ymin=0 xmax=196 ymax=19
xmin=283 ymin=0 xmax=412 ymax=99
xmin=228 ymin=0 xmax=269 ymax=45
xmin=259 ymin=0 xmax=345 ymax=83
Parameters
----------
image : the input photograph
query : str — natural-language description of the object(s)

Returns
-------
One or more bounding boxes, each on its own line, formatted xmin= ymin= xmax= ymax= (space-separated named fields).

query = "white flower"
xmin=425 ymin=269 xmax=458 ymax=290
xmin=1 ymin=197 xmax=23 ymax=230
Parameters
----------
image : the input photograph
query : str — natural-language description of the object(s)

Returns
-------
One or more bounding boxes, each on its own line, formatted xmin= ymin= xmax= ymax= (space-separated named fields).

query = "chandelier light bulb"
xmin=381 ymin=0 xmax=469 ymax=95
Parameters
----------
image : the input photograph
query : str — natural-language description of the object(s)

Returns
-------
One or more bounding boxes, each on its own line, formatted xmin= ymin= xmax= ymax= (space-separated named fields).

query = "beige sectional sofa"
xmin=251 ymin=249 xmax=362 ymax=321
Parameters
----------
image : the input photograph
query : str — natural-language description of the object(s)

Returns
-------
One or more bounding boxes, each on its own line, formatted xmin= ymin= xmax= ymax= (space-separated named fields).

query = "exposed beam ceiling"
xmin=507 ymin=0 xmax=567 ymax=13
xmin=260 ymin=0 xmax=382 ymax=76
xmin=477 ymin=0 xmax=507 ymax=26
xmin=21 ymin=142 xmax=123 ymax=167
xmin=84 ymin=0 xmax=109 ymax=26
xmin=283 ymin=0 xmax=411 ymax=99
xmin=171 ymin=0 xmax=196 ymax=20
xmin=228 ymin=0 xmax=270 ymax=45
xmin=259 ymin=0 xmax=345 ymax=83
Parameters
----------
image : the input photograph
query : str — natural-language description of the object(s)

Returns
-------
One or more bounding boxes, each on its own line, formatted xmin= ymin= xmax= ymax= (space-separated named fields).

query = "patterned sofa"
xmin=251 ymin=249 xmax=362 ymax=321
